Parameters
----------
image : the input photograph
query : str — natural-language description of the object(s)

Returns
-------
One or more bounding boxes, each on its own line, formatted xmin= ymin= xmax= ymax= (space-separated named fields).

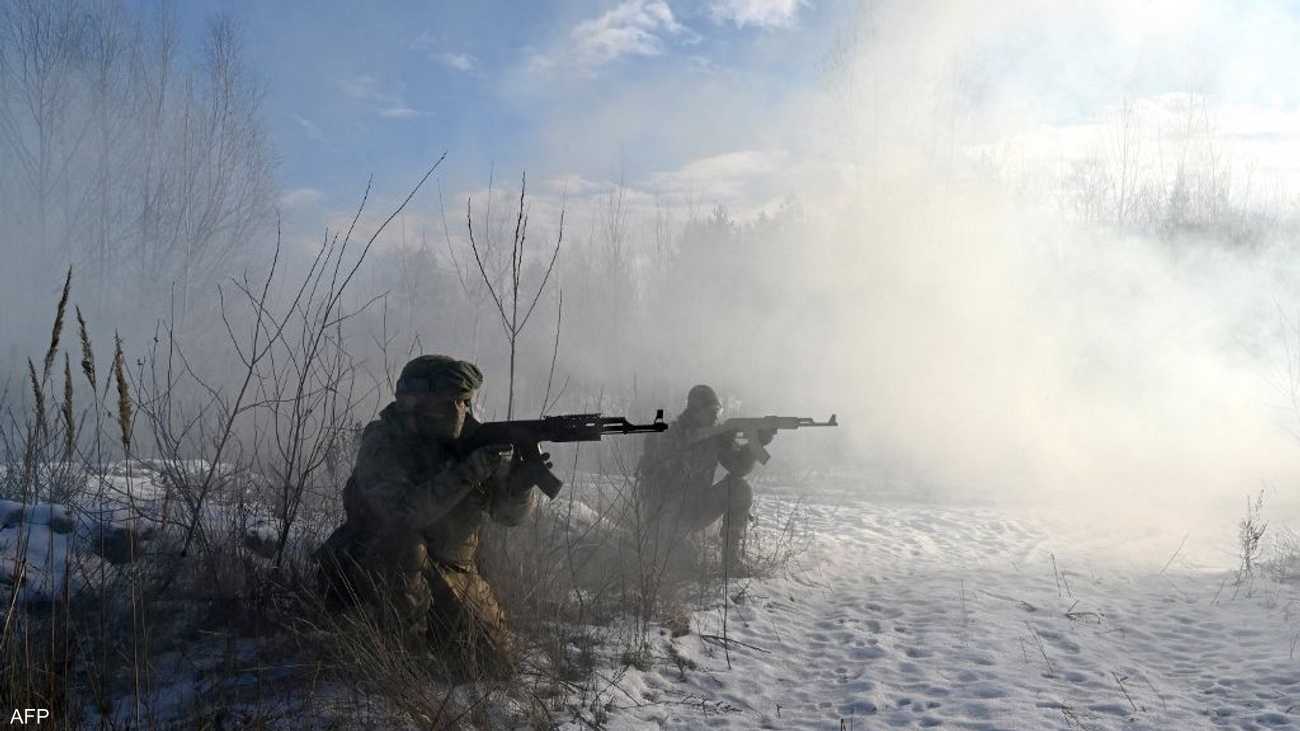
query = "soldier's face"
xmin=403 ymin=388 xmax=474 ymax=439
xmin=691 ymin=402 xmax=722 ymax=426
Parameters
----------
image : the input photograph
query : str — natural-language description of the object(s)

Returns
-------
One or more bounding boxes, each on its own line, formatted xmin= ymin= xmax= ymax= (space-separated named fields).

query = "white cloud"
xmin=338 ymin=74 xmax=381 ymax=101
xmin=650 ymin=149 xmax=781 ymax=188
xmin=573 ymin=0 xmax=682 ymax=63
xmin=338 ymin=74 xmax=428 ymax=119
xmin=280 ymin=187 xmax=324 ymax=209
xmin=635 ymin=149 xmax=812 ymax=218
xmin=438 ymin=52 xmax=477 ymax=72
xmin=379 ymin=105 xmax=425 ymax=119
xmin=292 ymin=114 xmax=326 ymax=142
xmin=412 ymin=31 xmax=478 ymax=72
xmin=539 ymin=173 xmax=608 ymax=198
xmin=979 ymin=94 xmax=1300 ymax=196
xmin=530 ymin=0 xmax=696 ymax=75
xmin=709 ymin=0 xmax=805 ymax=29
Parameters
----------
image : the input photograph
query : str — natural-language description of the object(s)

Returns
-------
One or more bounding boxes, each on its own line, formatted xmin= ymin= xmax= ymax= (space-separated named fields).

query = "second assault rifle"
xmin=457 ymin=411 xmax=668 ymax=499
xmin=690 ymin=414 xmax=838 ymax=465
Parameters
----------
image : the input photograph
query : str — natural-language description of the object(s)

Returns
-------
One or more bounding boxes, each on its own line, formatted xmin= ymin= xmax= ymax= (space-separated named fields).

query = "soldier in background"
xmin=314 ymin=355 xmax=537 ymax=678
xmin=637 ymin=384 xmax=775 ymax=571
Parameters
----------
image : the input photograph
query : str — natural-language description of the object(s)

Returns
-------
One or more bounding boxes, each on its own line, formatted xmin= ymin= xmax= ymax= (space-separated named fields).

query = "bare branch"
xmin=540 ymin=289 xmax=563 ymax=417
xmin=519 ymin=206 xmax=565 ymax=332
xmin=466 ymin=197 xmax=512 ymax=334
xmin=438 ymin=180 xmax=474 ymax=299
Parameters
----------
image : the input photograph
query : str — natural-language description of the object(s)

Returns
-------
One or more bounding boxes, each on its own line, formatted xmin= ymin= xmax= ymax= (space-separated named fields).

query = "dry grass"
xmin=0 ymin=213 xmax=813 ymax=727
xmin=1268 ymin=526 xmax=1300 ymax=584
xmin=1235 ymin=490 xmax=1269 ymax=596
xmin=292 ymin=588 xmax=482 ymax=728
xmin=112 ymin=334 xmax=132 ymax=455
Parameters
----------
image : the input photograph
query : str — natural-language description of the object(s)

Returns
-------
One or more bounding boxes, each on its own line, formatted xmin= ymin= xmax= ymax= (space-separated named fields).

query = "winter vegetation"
xmin=3 ymin=0 xmax=1300 ymax=728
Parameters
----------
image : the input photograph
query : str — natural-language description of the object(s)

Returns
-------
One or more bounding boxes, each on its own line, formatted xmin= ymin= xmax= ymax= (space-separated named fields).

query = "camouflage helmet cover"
xmin=396 ymin=355 xmax=484 ymax=396
xmin=686 ymin=384 xmax=720 ymax=409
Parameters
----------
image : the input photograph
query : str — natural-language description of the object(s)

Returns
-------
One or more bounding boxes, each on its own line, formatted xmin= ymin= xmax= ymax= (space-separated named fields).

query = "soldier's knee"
xmin=374 ymin=529 xmax=429 ymax=574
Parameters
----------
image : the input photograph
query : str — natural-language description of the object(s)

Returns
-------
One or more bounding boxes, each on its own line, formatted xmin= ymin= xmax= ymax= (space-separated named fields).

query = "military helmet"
xmin=686 ymin=384 xmax=720 ymax=409
xmin=396 ymin=355 xmax=483 ymax=395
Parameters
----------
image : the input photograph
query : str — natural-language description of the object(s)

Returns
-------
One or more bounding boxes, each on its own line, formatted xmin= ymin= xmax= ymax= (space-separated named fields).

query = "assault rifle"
xmin=458 ymin=410 xmax=668 ymax=499
xmin=689 ymin=414 xmax=838 ymax=465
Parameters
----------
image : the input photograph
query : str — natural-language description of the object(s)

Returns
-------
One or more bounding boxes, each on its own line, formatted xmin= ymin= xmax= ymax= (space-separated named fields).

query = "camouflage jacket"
xmin=637 ymin=418 xmax=756 ymax=505
xmin=342 ymin=403 xmax=532 ymax=566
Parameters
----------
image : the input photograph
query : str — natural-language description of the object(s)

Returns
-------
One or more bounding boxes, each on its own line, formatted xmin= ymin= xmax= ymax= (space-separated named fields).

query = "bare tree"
xmin=0 ymin=0 xmax=275 ymax=364
xmin=0 ymin=0 xmax=88 ymax=257
xmin=466 ymin=172 xmax=565 ymax=418
xmin=1111 ymin=96 xmax=1140 ymax=228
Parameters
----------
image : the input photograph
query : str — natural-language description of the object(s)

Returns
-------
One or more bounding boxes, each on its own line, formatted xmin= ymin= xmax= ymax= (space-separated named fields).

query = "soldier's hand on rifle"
xmin=507 ymin=449 xmax=554 ymax=495
xmin=757 ymin=428 xmax=777 ymax=446
xmin=460 ymin=444 xmax=513 ymax=484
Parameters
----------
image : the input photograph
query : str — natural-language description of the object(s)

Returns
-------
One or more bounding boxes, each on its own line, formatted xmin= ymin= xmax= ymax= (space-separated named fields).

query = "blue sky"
xmin=149 ymin=0 xmax=1300 ymax=248
xmin=97 ymin=0 xmax=1300 ymax=501
xmin=161 ymin=0 xmax=840 ymax=216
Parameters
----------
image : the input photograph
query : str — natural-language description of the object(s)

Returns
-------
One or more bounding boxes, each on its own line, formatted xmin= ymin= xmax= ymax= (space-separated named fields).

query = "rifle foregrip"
xmin=537 ymin=468 xmax=564 ymax=499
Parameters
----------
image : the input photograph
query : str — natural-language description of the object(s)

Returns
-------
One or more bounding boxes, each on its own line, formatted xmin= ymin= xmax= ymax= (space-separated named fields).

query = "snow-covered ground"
xmin=6 ymin=463 xmax=1299 ymax=729
xmin=585 ymin=491 xmax=1300 ymax=730
xmin=0 ymin=459 xmax=282 ymax=603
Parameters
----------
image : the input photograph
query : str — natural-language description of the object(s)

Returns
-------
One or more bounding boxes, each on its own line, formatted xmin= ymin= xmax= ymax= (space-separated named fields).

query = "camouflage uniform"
xmin=315 ymin=357 xmax=531 ymax=677
xmin=637 ymin=386 xmax=758 ymax=568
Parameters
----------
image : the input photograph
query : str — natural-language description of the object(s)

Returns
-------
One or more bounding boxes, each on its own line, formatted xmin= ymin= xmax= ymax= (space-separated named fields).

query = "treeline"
xmin=0 ymin=0 xmax=275 ymax=365
xmin=1056 ymin=95 xmax=1293 ymax=247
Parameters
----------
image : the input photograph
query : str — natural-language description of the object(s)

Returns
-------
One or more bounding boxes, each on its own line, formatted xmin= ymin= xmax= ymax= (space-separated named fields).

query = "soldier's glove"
xmin=506 ymin=452 xmax=554 ymax=495
xmin=756 ymin=428 xmax=777 ymax=446
xmin=459 ymin=444 xmax=513 ymax=485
